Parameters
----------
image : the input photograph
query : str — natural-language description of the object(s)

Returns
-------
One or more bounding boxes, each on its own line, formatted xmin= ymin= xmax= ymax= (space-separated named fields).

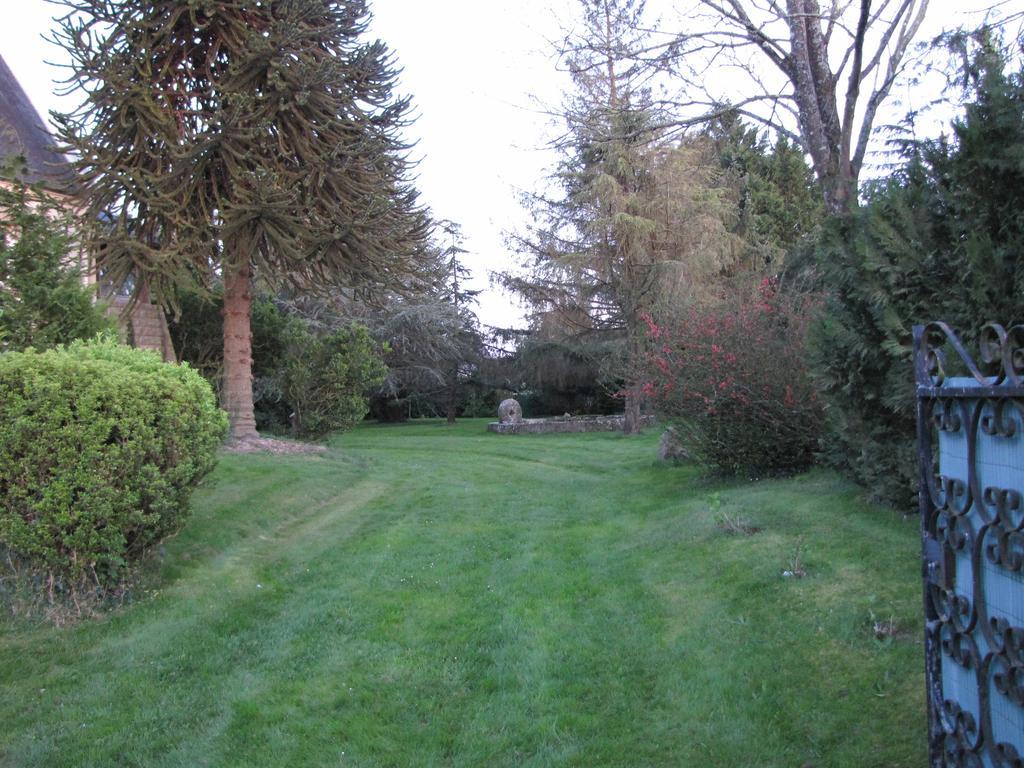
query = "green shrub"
xmin=281 ymin=323 xmax=388 ymax=437
xmin=0 ymin=169 xmax=114 ymax=352
xmin=0 ymin=338 xmax=227 ymax=599
xmin=643 ymin=279 xmax=823 ymax=477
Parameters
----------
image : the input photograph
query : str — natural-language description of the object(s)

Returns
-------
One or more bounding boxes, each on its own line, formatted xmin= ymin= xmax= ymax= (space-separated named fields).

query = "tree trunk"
xmin=622 ymin=325 xmax=645 ymax=434
xmin=824 ymin=169 xmax=858 ymax=216
xmin=222 ymin=260 xmax=259 ymax=440
xmin=446 ymin=364 xmax=458 ymax=424
xmin=623 ymin=388 xmax=643 ymax=435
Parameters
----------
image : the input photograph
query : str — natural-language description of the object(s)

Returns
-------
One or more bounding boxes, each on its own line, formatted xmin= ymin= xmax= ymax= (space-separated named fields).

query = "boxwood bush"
xmin=0 ymin=338 xmax=227 ymax=600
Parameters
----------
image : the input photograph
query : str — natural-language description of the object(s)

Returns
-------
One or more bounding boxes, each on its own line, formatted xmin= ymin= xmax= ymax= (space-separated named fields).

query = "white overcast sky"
xmin=0 ymin=0 xmax=1013 ymax=328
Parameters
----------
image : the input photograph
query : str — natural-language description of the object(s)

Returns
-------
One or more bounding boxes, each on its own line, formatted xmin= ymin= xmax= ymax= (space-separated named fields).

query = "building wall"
xmin=1 ymin=178 xmax=175 ymax=362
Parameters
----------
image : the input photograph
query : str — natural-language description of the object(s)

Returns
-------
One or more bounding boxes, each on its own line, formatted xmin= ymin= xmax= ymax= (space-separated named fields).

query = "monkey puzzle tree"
xmin=54 ymin=0 xmax=427 ymax=438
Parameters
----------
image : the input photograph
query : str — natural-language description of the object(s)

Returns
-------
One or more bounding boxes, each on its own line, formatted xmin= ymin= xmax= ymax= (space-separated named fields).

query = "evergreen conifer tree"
xmin=435 ymin=221 xmax=479 ymax=424
xmin=0 ymin=169 xmax=114 ymax=351
xmin=811 ymin=31 xmax=1024 ymax=507
xmin=706 ymin=114 xmax=823 ymax=268
xmin=503 ymin=0 xmax=738 ymax=433
xmin=54 ymin=0 xmax=427 ymax=438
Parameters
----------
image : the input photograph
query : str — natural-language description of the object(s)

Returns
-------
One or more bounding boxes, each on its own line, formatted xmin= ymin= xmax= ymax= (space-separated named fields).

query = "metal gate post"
xmin=915 ymin=324 xmax=945 ymax=766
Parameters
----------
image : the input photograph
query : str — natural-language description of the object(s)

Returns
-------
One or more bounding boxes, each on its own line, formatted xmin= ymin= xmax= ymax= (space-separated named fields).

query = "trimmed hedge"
xmin=0 ymin=339 xmax=227 ymax=595
xmin=807 ymin=43 xmax=1024 ymax=508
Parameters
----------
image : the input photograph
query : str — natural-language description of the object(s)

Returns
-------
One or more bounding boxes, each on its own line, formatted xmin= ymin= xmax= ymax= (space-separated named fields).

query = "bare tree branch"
xmin=661 ymin=0 xmax=931 ymax=213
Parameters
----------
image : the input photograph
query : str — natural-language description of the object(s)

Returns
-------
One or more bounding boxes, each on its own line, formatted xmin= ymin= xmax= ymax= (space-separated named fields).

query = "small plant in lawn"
xmin=869 ymin=610 xmax=901 ymax=642
xmin=708 ymin=492 xmax=761 ymax=536
xmin=707 ymin=491 xmax=722 ymax=516
xmin=783 ymin=538 xmax=807 ymax=579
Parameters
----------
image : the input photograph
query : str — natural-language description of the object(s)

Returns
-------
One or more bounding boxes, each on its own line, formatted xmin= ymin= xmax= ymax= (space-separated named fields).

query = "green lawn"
xmin=1 ymin=419 xmax=925 ymax=767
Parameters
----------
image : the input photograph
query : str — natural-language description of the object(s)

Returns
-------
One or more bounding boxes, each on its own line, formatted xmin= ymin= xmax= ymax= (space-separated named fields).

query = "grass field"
xmin=0 ymin=419 xmax=926 ymax=767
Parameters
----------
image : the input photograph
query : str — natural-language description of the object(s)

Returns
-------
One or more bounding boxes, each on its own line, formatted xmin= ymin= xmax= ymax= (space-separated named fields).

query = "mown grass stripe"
xmin=1 ymin=419 xmax=924 ymax=767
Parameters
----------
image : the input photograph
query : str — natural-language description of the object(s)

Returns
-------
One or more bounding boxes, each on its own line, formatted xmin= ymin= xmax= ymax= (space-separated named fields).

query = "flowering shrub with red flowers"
xmin=642 ymin=278 xmax=824 ymax=476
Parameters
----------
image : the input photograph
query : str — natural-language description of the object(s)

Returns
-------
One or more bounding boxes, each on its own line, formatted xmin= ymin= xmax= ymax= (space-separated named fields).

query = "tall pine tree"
xmin=705 ymin=113 xmax=822 ymax=269
xmin=55 ymin=0 xmax=427 ymax=438
xmin=435 ymin=221 xmax=480 ymax=424
xmin=502 ymin=0 xmax=737 ymax=433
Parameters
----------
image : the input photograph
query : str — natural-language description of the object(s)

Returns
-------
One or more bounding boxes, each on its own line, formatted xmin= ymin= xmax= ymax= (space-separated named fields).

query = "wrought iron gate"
xmin=915 ymin=322 xmax=1024 ymax=767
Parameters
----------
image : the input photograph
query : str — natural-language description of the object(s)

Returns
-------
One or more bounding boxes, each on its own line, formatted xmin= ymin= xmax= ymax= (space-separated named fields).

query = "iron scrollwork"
xmin=915 ymin=323 xmax=1024 ymax=768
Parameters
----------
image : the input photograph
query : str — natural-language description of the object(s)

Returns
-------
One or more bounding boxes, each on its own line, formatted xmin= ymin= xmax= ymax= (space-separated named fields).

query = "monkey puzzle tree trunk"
xmin=222 ymin=260 xmax=258 ymax=440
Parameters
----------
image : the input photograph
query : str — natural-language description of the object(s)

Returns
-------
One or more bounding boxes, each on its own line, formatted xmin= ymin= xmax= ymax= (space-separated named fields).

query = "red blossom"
xmin=637 ymin=282 xmax=823 ymax=474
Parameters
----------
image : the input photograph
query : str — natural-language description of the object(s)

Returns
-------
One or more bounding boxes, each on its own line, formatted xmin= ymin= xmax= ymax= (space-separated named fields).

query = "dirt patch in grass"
xmin=222 ymin=436 xmax=326 ymax=455
xmin=713 ymin=509 xmax=762 ymax=536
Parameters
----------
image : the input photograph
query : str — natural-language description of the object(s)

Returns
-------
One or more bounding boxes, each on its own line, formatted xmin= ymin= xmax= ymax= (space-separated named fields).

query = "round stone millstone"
xmin=497 ymin=398 xmax=523 ymax=424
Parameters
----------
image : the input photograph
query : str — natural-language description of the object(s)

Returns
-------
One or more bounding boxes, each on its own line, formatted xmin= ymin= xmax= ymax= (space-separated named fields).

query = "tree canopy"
xmin=502 ymin=0 xmax=738 ymax=432
xmin=502 ymin=0 xmax=826 ymax=432
xmin=55 ymin=0 xmax=428 ymax=437
xmin=664 ymin=0 xmax=930 ymax=214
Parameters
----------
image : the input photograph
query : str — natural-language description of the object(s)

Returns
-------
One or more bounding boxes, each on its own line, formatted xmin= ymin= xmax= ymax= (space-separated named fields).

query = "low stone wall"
xmin=487 ymin=415 xmax=656 ymax=434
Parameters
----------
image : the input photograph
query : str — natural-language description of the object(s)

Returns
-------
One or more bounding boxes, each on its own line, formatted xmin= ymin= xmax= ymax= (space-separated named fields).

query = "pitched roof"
xmin=0 ymin=53 xmax=74 ymax=191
